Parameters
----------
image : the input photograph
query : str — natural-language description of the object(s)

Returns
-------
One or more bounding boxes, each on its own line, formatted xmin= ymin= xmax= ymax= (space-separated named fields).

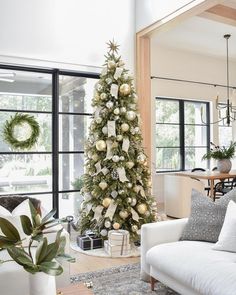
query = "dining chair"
xmin=213 ymin=177 xmax=236 ymax=201
xmin=191 ymin=168 xmax=210 ymax=195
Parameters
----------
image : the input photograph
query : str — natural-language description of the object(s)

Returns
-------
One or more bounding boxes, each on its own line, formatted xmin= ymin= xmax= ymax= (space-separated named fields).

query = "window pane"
xmin=59 ymin=192 xmax=83 ymax=218
xmin=59 ymin=114 xmax=91 ymax=152
xmin=156 ymin=148 xmax=180 ymax=171
xmin=156 ymin=99 xmax=179 ymax=123
xmin=0 ymin=69 xmax=52 ymax=111
xmin=185 ymin=147 xmax=208 ymax=170
xmin=0 ymin=112 xmax=52 ymax=152
xmin=156 ymin=124 xmax=180 ymax=147
xmin=185 ymin=125 xmax=207 ymax=146
xmin=0 ymin=154 xmax=52 ymax=194
xmin=184 ymin=101 xmax=207 ymax=124
xmin=219 ymin=125 xmax=232 ymax=147
xmin=59 ymin=153 xmax=84 ymax=191
xmin=59 ymin=76 xmax=96 ymax=114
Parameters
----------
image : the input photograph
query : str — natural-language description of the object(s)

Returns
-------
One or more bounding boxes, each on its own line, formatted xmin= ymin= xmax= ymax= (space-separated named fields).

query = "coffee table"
xmin=57 ymin=283 xmax=93 ymax=295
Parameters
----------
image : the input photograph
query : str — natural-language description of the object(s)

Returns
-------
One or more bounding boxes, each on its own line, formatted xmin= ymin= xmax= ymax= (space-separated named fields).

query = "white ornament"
xmin=137 ymin=153 xmax=146 ymax=163
xmin=99 ymin=181 xmax=108 ymax=191
xmin=127 ymin=197 xmax=132 ymax=203
xmin=92 ymin=154 xmax=99 ymax=161
xmin=131 ymin=225 xmax=138 ymax=232
xmin=118 ymin=190 xmax=125 ymax=195
xmin=96 ymin=83 xmax=103 ymax=91
xmin=116 ymin=135 xmax=123 ymax=141
xmin=104 ymin=220 xmax=111 ymax=228
xmin=111 ymin=190 xmax=118 ymax=198
xmin=134 ymin=127 xmax=140 ymax=133
xmin=106 ymin=101 xmax=114 ymax=109
xmin=102 ymin=126 xmax=108 ymax=135
xmin=107 ymin=60 xmax=116 ymax=69
xmin=120 ymin=107 xmax=126 ymax=113
xmin=126 ymin=111 xmax=136 ymax=121
xmin=127 ymin=183 xmax=132 ymax=188
xmin=112 ymin=155 xmax=120 ymax=162
xmin=95 ymin=140 xmax=107 ymax=151
xmin=131 ymin=197 xmax=137 ymax=207
xmin=100 ymin=93 xmax=107 ymax=100
xmin=100 ymin=229 xmax=108 ymax=237
xmin=106 ymin=78 xmax=112 ymax=85
xmin=119 ymin=156 xmax=125 ymax=161
xmin=113 ymin=108 xmax=120 ymax=115
xmin=95 ymin=117 xmax=102 ymax=124
xmin=121 ymin=123 xmax=129 ymax=132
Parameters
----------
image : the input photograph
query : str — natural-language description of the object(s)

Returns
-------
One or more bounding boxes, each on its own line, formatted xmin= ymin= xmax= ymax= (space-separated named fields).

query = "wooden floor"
xmin=69 ymin=203 xmax=165 ymax=275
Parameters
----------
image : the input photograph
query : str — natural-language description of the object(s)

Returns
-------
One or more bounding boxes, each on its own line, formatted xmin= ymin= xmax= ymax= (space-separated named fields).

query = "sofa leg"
xmin=150 ymin=276 xmax=157 ymax=291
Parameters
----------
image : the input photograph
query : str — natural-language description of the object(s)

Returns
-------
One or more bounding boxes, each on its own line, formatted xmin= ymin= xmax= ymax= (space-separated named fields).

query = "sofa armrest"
xmin=141 ymin=218 xmax=188 ymax=281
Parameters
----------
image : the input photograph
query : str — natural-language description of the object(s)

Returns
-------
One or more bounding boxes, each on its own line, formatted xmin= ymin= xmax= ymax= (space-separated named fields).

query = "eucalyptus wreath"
xmin=3 ymin=113 xmax=40 ymax=150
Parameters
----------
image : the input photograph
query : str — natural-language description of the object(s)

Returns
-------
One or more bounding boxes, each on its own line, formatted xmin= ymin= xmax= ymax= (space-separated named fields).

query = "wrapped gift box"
xmin=77 ymin=234 xmax=103 ymax=250
xmin=108 ymin=229 xmax=130 ymax=246
xmin=104 ymin=240 xmax=131 ymax=257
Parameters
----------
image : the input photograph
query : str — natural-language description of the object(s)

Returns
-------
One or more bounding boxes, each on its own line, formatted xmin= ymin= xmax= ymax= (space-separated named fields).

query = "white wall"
xmin=135 ymin=0 xmax=207 ymax=32
xmin=0 ymin=0 xmax=135 ymax=72
xmin=151 ymin=44 xmax=236 ymax=202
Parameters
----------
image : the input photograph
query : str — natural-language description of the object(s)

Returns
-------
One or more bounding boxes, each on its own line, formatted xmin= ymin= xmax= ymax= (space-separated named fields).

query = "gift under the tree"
xmin=104 ymin=240 xmax=131 ymax=257
xmin=108 ymin=229 xmax=130 ymax=246
xmin=77 ymin=234 xmax=103 ymax=250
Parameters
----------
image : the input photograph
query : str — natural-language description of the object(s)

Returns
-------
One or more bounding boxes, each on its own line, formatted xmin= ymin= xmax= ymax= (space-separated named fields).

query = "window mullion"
xmin=179 ymin=100 xmax=185 ymax=170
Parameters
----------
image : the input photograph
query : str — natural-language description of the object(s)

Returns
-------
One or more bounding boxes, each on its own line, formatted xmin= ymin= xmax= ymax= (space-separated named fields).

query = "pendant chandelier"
xmin=201 ymin=34 xmax=236 ymax=126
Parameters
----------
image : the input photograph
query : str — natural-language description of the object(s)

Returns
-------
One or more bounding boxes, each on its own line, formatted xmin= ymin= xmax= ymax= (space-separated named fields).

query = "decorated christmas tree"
xmin=79 ymin=41 xmax=157 ymax=242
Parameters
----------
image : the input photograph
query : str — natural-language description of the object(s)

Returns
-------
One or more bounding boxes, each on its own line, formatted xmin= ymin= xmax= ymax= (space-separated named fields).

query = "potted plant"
xmin=0 ymin=201 xmax=74 ymax=295
xmin=202 ymin=141 xmax=236 ymax=173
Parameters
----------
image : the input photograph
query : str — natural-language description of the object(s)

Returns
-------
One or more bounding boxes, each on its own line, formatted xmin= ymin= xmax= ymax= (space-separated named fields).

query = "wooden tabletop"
xmin=175 ymin=170 xmax=236 ymax=180
xmin=57 ymin=283 xmax=93 ymax=295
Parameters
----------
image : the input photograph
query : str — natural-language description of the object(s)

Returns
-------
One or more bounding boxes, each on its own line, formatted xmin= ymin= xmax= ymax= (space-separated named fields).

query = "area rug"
xmin=71 ymin=263 xmax=179 ymax=295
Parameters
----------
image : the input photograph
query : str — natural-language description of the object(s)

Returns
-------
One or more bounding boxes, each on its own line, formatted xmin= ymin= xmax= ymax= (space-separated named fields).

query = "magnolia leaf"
xmin=39 ymin=261 xmax=63 ymax=276
xmin=56 ymin=253 xmax=75 ymax=263
xmin=36 ymin=237 xmax=48 ymax=265
xmin=0 ymin=236 xmax=16 ymax=248
xmin=23 ymin=265 xmax=38 ymax=274
xmin=41 ymin=209 xmax=57 ymax=224
xmin=56 ymin=236 xmax=66 ymax=256
xmin=42 ymin=243 xmax=58 ymax=262
xmin=20 ymin=215 xmax=33 ymax=236
xmin=0 ymin=217 xmax=20 ymax=241
xmin=7 ymin=247 xmax=33 ymax=267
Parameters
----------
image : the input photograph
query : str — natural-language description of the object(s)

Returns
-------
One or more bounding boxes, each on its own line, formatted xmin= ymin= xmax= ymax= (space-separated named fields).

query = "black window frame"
xmin=156 ymin=97 xmax=210 ymax=173
xmin=0 ymin=64 xmax=99 ymax=217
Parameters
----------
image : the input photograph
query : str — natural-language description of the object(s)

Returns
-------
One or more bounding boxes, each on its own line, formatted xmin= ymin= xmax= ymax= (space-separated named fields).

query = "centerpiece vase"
xmin=217 ymin=159 xmax=232 ymax=173
xmin=29 ymin=272 xmax=56 ymax=295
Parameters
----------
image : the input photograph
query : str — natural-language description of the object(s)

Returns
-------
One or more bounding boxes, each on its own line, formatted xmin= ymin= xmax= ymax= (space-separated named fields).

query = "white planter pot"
xmin=217 ymin=159 xmax=232 ymax=173
xmin=29 ymin=272 xmax=56 ymax=295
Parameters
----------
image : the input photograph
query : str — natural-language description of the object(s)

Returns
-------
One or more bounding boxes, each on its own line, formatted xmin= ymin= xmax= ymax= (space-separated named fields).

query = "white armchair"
xmin=164 ymin=175 xmax=205 ymax=218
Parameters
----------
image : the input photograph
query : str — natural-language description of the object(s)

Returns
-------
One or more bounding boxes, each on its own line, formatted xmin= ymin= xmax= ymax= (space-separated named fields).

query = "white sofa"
xmin=0 ymin=229 xmax=70 ymax=295
xmin=141 ymin=219 xmax=236 ymax=295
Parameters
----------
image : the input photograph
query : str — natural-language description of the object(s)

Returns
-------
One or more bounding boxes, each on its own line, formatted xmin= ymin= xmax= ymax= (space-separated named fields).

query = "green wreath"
xmin=3 ymin=113 xmax=40 ymax=150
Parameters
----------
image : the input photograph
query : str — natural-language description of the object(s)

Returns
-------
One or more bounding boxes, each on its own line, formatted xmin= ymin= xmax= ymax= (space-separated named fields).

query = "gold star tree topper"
xmin=107 ymin=40 xmax=120 ymax=54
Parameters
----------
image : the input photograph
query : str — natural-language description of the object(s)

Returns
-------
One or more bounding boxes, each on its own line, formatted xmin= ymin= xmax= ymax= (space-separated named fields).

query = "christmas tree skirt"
xmin=70 ymin=240 xmax=140 ymax=258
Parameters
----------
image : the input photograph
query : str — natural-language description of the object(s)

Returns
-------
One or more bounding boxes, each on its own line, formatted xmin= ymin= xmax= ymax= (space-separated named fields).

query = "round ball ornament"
xmin=119 ymin=83 xmax=131 ymax=96
xmin=119 ymin=156 xmax=125 ymax=161
xmin=113 ymin=108 xmax=120 ymax=115
xmin=121 ymin=123 xmax=129 ymax=132
xmin=126 ymin=161 xmax=134 ymax=169
xmin=102 ymin=126 xmax=108 ymax=135
xmin=126 ymin=111 xmax=136 ymax=121
xmin=134 ymin=127 xmax=140 ymax=133
xmin=137 ymin=203 xmax=148 ymax=215
xmin=112 ymin=155 xmax=120 ymax=163
xmin=131 ymin=197 xmax=137 ymax=207
xmin=107 ymin=60 xmax=116 ymax=69
xmin=119 ymin=210 xmax=129 ymax=219
xmin=133 ymin=185 xmax=140 ymax=193
xmin=104 ymin=220 xmax=111 ymax=228
xmin=96 ymin=140 xmax=107 ymax=151
xmin=100 ymin=93 xmax=107 ymax=100
xmin=99 ymin=181 xmax=108 ymax=191
xmin=100 ymin=229 xmax=108 ymax=237
xmin=106 ymin=101 xmax=114 ymax=109
xmin=127 ymin=197 xmax=132 ymax=204
xmin=102 ymin=197 xmax=111 ymax=207
xmin=131 ymin=225 xmax=138 ymax=232
xmin=127 ymin=183 xmax=132 ymax=188
xmin=3 ymin=113 xmax=40 ymax=150
xmin=113 ymin=222 xmax=120 ymax=230
xmin=92 ymin=154 xmax=99 ymax=161
xmin=116 ymin=135 xmax=123 ymax=141
xmin=120 ymin=107 xmax=126 ymax=113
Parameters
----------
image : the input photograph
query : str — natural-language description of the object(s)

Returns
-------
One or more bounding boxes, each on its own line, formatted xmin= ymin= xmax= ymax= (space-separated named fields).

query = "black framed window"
xmin=0 ymin=65 xmax=99 ymax=217
xmin=156 ymin=97 xmax=210 ymax=172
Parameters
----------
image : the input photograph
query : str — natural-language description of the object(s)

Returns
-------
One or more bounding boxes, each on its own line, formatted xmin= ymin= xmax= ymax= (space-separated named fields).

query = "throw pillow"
xmin=180 ymin=188 xmax=236 ymax=242
xmin=213 ymin=200 xmax=236 ymax=252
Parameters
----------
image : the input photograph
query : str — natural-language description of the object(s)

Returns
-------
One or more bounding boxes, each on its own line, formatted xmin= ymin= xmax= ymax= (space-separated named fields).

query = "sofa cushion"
xmin=146 ymin=241 xmax=236 ymax=295
xmin=180 ymin=188 xmax=236 ymax=242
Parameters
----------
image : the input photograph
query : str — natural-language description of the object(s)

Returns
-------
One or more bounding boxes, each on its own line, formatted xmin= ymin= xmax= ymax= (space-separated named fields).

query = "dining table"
xmin=175 ymin=170 xmax=236 ymax=198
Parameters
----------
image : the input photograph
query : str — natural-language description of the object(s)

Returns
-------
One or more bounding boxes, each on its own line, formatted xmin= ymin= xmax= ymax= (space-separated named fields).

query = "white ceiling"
xmin=152 ymin=15 xmax=236 ymax=60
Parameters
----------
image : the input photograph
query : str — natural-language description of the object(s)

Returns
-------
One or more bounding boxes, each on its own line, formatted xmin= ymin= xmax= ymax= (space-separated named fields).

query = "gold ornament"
xmin=126 ymin=161 xmax=134 ymax=169
xmin=137 ymin=203 xmax=147 ymax=215
xmin=107 ymin=60 xmax=116 ymax=69
xmin=99 ymin=181 xmax=108 ymax=191
xmin=100 ymin=93 xmax=107 ymax=100
xmin=121 ymin=123 xmax=129 ymax=132
xmin=126 ymin=111 xmax=136 ymax=121
xmin=119 ymin=210 xmax=129 ymax=219
xmin=92 ymin=154 xmax=99 ymax=161
xmin=116 ymin=135 xmax=123 ymax=141
xmin=119 ymin=83 xmax=131 ymax=96
xmin=131 ymin=225 xmax=138 ymax=232
xmin=102 ymin=197 xmax=112 ymax=207
xmin=96 ymin=140 xmax=107 ymax=151
xmin=113 ymin=222 xmax=120 ymax=230
xmin=133 ymin=185 xmax=140 ymax=193
xmin=148 ymin=180 xmax=152 ymax=187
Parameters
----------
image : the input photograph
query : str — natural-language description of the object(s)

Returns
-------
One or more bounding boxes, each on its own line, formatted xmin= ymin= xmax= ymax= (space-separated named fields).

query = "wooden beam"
xmin=200 ymin=4 xmax=236 ymax=26
xmin=136 ymin=35 xmax=151 ymax=165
